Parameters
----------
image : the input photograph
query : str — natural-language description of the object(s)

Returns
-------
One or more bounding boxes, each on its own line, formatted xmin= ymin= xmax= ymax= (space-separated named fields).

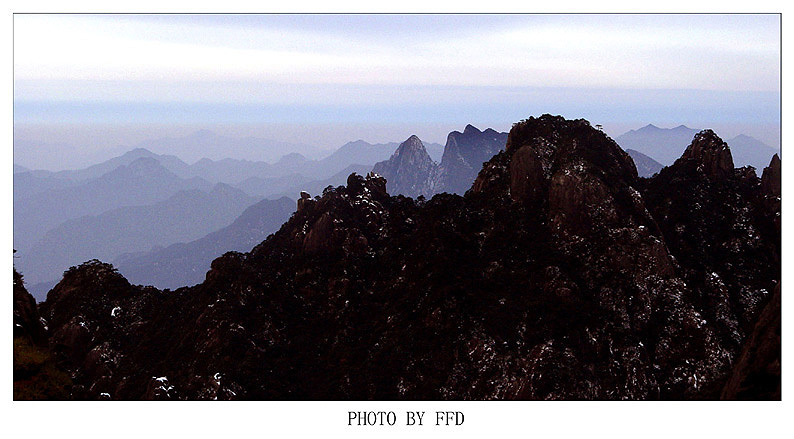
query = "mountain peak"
xmin=210 ymin=182 xmax=242 ymax=197
xmin=276 ymin=152 xmax=308 ymax=166
xmin=396 ymin=135 xmax=426 ymax=154
xmin=342 ymin=140 xmax=371 ymax=149
xmin=372 ymin=136 xmax=437 ymax=198
xmin=125 ymin=147 xmax=155 ymax=157
xmin=463 ymin=124 xmax=481 ymax=135
xmin=678 ymin=129 xmax=734 ymax=179
xmin=22 ymin=114 xmax=780 ymax=401
xmin=405 ymin=134 xmax=422 ymax=144
xmin=474 ymin=114 xmax=638 ymax=221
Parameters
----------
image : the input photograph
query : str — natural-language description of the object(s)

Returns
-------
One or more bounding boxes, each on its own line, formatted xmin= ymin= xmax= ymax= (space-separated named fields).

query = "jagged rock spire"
xmin=372 ymin=135 xmax=437 ymax=198
xmin=761 ymin=154 xmax=781 ymax=197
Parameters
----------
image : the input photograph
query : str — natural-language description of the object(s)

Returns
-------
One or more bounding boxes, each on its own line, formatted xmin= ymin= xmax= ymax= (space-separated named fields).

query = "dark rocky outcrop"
xmin=19 ymin=115 xmax=779 ymax=400
xmin=13 ymin=269 xmax=47 ymax=345
xmin=761 ymin=153 xmax=781 ymax=197
xmin=675 ymin=130 xmax=734 ymax=180
xmin=13 ymin=267 xmax=71 ymax=399
xmin=640 ymin=130 xmax=778 ymax=356
xmin=720 ymin=284 xmax=780 ymax=400
xmin=759 ymin=154 xmax=782 ymax=234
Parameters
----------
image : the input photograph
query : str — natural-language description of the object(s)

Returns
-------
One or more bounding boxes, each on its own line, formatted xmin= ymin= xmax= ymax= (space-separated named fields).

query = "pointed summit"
xmin=390 ymin=135 xmax=430 ymax=162
xmin=463 ymin=124 xmax=481 ymax=135
xmin=372 ymin=135 xmax=437 ymax=198
xmin=400 ymin=135 xmax=424 ymax=151
xmin=677 ymin=129 xmax=734 ymax=180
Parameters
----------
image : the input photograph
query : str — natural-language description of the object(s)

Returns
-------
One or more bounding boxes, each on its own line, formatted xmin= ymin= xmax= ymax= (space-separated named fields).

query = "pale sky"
xmin=13 ymin=14 xmax=781 ymax=169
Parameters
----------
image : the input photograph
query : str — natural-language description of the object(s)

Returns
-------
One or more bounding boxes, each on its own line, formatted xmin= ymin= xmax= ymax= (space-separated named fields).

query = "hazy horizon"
xmin=13 ymin=14 xmax=781 ymax=171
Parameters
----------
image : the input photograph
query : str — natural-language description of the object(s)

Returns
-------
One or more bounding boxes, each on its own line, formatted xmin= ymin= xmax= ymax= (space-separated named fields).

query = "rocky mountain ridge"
xmin=15 ymin=115 xmax=780 ymax=400
xmin=372 ymin=124 xmax=508 ymax=197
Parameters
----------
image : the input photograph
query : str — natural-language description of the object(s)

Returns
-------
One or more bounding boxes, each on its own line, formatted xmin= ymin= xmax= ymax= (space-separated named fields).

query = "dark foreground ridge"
xmin=15 ymin=115 xmax=780 ymax=400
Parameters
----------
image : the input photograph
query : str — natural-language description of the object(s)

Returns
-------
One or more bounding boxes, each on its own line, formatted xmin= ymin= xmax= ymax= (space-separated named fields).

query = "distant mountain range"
xmin=14 ymin=157 xmax=213 ymax=253
xmin=16 ymin=137 xmax=443 ymax=193
xmin=19 ymin=183 xmax=257 ymax=301
xmin=114 ymin=197 xmax=295 ymax=290
xmin=120 ymin=130 xmax=328 ymax=164
xmin=615 ymin=124 xmax=778 ymax=173
xmin=13 ymin=135 xmax=442 ymax=300
xmin=13 ymin=123 xmax=775 ymax=301
xmin=17 ymin=115 xmax=778 ymax=401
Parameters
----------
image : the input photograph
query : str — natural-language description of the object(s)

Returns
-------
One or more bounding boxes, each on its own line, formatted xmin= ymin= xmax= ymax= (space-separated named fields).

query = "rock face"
xmin=372 ymin=135 xmax=438 ymax=198
xmin=21 ymin=115 xmax=779 ymax=400
xmin=761 ymin=153 xmax=781 ymax=198
xmin=759 ymin=154 xmax=782 ymax=233
xmin=435 ymin=125 xmax=509 ymax=194
xmin=13 ymin=268 xmax=71 ymax=400
xmin=13 ymin=269 xmax=47 ymax=345
xmin=720 ymin=284 xmax=780 ymax=400
xmin=371 ymin=125 xmax=508 ymax=198
xmin=675 ymin=130 xmax=734 ymax=180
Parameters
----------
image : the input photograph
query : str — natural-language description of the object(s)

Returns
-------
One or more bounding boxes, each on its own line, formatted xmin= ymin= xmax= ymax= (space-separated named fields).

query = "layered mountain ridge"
xmin=15 ymin=115 xmax=780 ymax=400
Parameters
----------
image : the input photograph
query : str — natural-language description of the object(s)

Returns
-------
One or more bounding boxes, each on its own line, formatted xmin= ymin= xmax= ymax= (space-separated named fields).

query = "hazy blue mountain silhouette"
xmin=115 ymin=196 xmax=295 ymax=290
xmin=130 ymin=129 xmax=327 ymax=164
xmin=13 ymin=171 xmax=80 ymax=201
xmin=727 ymin=134 xmax=781 ymax=173
xmin=233 ymin=173 xmax=313 ymax=198
xmin=14 ymin=157 xmax=212 ymax=253
xmin=615 ymin=124 xmax=700 ymax=165
xmin=20 ymin=183 xmax=256 ymax=300
xmin=626 ymin=149 xmax=664 ymax=177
